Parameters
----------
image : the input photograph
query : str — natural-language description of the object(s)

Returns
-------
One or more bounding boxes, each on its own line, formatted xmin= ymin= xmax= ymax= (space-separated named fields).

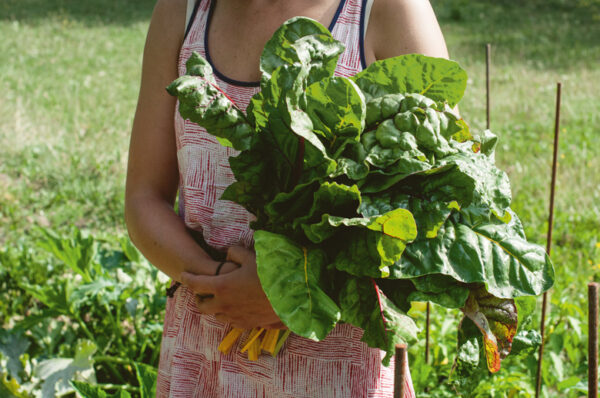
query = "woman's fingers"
xmin=226 ymin=245 xmax=256 ymax=265
xmin=194 ymin=293 xmax=221 ymax=314
xmin=181 ymin=272 xmax=218 ymax=296
xmin=264 ymin=321 xmax=286 ymax=330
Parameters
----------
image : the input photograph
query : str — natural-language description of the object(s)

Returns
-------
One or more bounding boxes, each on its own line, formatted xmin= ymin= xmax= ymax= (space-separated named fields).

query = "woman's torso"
xmin=158 ymin=0 xmax=415 ymax=396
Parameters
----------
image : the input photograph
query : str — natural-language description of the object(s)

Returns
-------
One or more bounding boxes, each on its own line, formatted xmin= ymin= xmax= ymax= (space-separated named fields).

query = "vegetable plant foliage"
xmin=167 ymin=17 xmax=554 ymax=371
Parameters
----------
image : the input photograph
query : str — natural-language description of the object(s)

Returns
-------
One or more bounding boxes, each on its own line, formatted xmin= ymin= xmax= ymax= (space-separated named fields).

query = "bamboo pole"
xmin=535 ymin=82 xmax=562 ymax=398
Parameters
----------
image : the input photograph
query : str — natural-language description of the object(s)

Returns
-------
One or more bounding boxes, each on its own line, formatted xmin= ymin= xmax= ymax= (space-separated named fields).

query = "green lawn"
xmin=1 ymin=0 xmax=598 ymax=396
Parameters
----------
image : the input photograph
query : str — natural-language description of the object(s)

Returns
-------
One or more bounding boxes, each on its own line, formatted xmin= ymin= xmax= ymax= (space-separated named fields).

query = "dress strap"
xmin=184 ymin=0 xmax=201 ymax=39
xmin=363 ymin=0 xmax=374 ymax=37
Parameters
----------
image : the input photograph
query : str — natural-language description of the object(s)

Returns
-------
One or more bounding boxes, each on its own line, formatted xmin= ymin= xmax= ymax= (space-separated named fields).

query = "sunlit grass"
xmin=0 ymin=2 xmax=153 ymax=243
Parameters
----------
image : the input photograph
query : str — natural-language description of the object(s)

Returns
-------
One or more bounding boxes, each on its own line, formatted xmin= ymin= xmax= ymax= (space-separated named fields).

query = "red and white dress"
xmin=157 ymin=0 xmax=416 ymax=396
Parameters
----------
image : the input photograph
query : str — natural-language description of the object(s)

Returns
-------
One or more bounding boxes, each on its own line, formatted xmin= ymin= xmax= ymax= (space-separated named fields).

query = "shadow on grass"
xmin=431 ymin=0 xmax=600 ymax=70
xmin=1 ymin=0 xmax=156 ymax=26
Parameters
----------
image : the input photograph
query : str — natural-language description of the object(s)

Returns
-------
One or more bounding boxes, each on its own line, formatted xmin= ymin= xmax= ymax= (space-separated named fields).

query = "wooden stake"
xmin=425 ymin=302 xmax=431 ymax=364
xmin=394 ymin=344 xmax=407 ymax=398
xmin=590 ymin=283 xmax=599 ymax=398
xmin=486 ymin=43 xmax=491 ymax=130
xmin=535 ymin=82 xmax=562 ymax=398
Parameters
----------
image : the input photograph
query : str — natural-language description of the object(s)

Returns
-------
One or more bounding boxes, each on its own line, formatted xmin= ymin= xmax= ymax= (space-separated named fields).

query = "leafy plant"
xmin=0 ymin=228 xmax=165 ymax=397
xmin=167 ymin=16 xmax=554 ymax=370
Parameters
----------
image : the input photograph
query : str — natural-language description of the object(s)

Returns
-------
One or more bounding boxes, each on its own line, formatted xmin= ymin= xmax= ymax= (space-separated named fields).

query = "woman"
xmin=125 ymin=0 xmax=449 ymax=396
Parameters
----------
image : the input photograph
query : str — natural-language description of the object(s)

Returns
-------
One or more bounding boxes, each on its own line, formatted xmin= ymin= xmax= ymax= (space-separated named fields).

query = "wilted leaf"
xmin=460 ymin=288 xmax=518 ymax=372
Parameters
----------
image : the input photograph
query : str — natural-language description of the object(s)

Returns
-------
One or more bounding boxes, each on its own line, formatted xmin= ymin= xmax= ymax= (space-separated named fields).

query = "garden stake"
xmin=589 ymin=283 xmax=599 ymax=398
xmin=425 ymin=302 xmax=431 ymax=364
xmin=486 ymin=43 xmax=491 ymax=129
xmin=394 ymin=344 xmax=407 ymax=398
xmin=535 ymin=82 xmax=562 ymax=398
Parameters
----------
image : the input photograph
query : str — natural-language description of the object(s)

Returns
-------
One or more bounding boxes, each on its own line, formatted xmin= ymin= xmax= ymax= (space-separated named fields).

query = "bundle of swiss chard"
xmin=167 ymin=17 xmax=554 ymax=372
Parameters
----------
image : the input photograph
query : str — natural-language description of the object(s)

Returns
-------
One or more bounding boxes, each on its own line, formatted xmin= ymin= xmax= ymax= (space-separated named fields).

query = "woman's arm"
xmin=365 ymin=0 xmax=449 ymax=63
xmin=125 ymin=0 xmax=230 ymax=282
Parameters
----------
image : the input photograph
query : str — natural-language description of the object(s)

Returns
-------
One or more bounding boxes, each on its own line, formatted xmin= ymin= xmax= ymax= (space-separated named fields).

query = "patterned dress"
xmin=157 ymin=0 xmax=416 ymax=396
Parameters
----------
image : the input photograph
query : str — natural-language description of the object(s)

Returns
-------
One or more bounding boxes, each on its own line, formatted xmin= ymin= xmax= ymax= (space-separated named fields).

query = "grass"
xmin=0 ymin=0 xmax=599 ymax=396
xmin=0 ymin=0 xmax=154 ymax=244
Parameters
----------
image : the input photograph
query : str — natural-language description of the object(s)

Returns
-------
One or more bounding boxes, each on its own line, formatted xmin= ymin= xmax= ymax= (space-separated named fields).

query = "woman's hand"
xmin=181 ymin=245 xmax=284 ymax=329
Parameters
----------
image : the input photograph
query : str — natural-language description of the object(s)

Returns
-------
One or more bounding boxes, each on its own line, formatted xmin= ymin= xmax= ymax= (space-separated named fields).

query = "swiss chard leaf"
xmin=260 ymin=16 xmax=344 ymax=85
xmin=166 ymin=53 xmax=253 ymax=151
xmin=352 ymin=54 xmax=467 ymax=106
xmin=393 ymin=211 xmax=554 ymax=298
xmin=460 ymin=287 xmax=518 ymax=373
xmin=415 ymin=150 xmax=512 ymax=217
xmin=407 ymin=274 xmax=470 ymax=309
xmin=304 ymin=76 xmax=366 ymax=157
xmin=254 ymin=230 xmax=340 ymax=340
xmin=339 ymin=277 xmax=418 ymax=365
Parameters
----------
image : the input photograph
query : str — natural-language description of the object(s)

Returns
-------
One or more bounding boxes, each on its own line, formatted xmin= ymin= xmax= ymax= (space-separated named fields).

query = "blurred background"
xmin=1 ymin=0 xmax=599 ymax=396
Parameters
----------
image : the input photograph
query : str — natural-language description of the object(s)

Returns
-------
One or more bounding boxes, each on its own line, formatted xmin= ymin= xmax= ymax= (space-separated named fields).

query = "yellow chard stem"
xmin=263 ymin=329 xmax=280 ymax=355
xmin=240 ymin=327 xmax=265 ymax=353
xmin=248 ymin=337 xmax=261 ymax=361
xmin=218 ymin=327 xmax=244 ymax=355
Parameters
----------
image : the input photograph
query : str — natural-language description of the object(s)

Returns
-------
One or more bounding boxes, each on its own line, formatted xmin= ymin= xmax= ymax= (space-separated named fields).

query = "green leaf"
xmin=294 ymin=182 xmax=362 ymax=242
xmin=331 ymin=228 xmax=382 ymax=278
xmin=376 ymin=278 xmax=415 ymax=313
xmin=409 ymin=198 xmax=459 ymax=239
xmin=260 ymin=17 xmax=344 ymax=84
xmin=134 ymin=362 xmax=157 ymax=398
xmin=37 ymin=227 xmax=97 ymax=283
xmin=330 ymin=208 xmax=416 ymax=278
xmin=515 ymin=295 xmax=537 ymax=327
xmin=407 ymin=274 xmax=469 ymax=308
xmin=304 ymin=76 xmax=365 ymax=157
xmin=339 ymin=277 xmax=418 ymax=365
xmin=359 ymin=192 xmax=411 ymax=217
xmin=166 ymin=53 xmax=253 ymax=150
xmin=0 ymin=330 xmax=30 ymax=383
xmin=21 ymin=278 xmax=74 ymax=314
xmin=456 ymin=316 xmax=484 ymax=371
xmin=510 ymin=329 xmax=541 ymax=355
xmin=255 ymin=231 xmax=340 ymax=340
xmin=416 ymin=150 xmax=512 ymax=217
xmin=1 ymin=372 xmax=29 ymax=398
xmin=474 ymin=129 xmax=499 ymax=159
xmin=368 ymin=208 xmax=417 ymax=274
xmin=35 ymin=340 xmax=97 ymax=398
xmin=352 ymin=54 xmax=467 ymax=106
xmin=395 ymin=212 xmax=554 ymax=298
xmin=71 ymin=381 xmax=132 ymax=398
xmin=261 ymin=181 xmax=320 ymax=233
